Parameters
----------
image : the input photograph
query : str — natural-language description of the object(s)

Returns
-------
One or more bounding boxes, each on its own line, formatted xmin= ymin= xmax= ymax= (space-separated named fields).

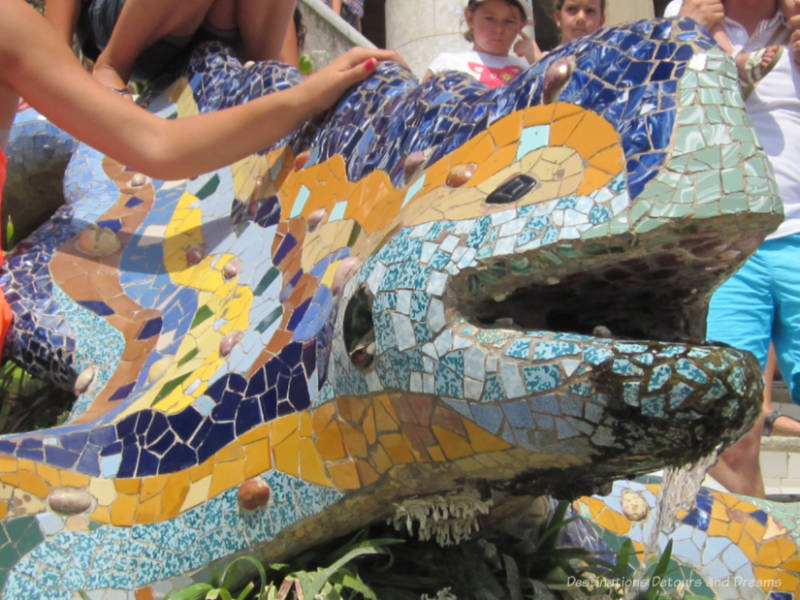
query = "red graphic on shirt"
xmin=468 ymin=62 xmax=523 ymax=88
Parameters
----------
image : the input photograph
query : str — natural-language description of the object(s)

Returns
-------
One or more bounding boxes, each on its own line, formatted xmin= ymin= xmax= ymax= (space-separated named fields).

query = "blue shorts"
xmin=706 ymin=232 xmax=800 ymax=404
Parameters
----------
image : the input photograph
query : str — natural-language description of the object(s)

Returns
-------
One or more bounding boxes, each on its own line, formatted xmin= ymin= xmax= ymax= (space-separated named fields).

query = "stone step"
xmin=761 ymin=382 xmax=800 ymax=498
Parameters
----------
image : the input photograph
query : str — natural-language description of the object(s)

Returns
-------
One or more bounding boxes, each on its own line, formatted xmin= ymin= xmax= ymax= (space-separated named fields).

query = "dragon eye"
xmin=486 ymin=174 xmax=537 ymax=204
xmin=343 ymin=286 xmax=376 ymax=370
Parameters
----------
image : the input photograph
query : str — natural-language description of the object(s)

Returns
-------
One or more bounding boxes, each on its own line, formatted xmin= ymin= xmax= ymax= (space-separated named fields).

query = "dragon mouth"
xmin=451 ymin=227 xmax=766 ymax=345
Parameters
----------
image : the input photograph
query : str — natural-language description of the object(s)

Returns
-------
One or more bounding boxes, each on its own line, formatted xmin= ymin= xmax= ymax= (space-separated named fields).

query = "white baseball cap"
xmin=467 ymin=0 xmax=532 ymax=22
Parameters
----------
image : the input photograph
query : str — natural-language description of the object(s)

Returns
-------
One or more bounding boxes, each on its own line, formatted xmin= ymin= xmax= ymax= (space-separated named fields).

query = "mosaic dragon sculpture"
xmin=0 ymin=16 xmax=796 ymax=599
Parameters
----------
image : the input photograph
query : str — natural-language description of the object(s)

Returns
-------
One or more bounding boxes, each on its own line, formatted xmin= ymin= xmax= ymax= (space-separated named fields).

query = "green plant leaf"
xmin=650 ymin=539 xmax=673 ymax=580
xmin=615 ymin=538 xmax=634 ymax=577
xmin=164 ymin=583 xmax=215 ymax=600
xmin=293 ymin=538 xmax=400 ymax=597
xmin=329 ymin=569 xmax=378 ymax=599
xmin=502 ymin=553 xmax=523 ymax=600
xmin=219 ymin=555 xmax=268 ymax=593
xmin=5 ymin=216 xmax=14 ymax=248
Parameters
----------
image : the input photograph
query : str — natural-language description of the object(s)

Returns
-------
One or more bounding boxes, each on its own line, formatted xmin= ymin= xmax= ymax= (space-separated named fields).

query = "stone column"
xmin=385 ymin=0 xmax=655 ymax=80
xmin=605 ymin=0 xmax=654 ymax=26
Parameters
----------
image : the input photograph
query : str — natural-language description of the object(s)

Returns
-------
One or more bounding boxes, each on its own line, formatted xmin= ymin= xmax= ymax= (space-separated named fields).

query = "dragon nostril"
xmin=486 ymin=174 xmax=537 ymax=204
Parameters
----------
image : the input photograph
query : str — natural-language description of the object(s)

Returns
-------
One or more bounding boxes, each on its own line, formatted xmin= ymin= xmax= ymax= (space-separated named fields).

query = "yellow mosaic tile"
xmin=362 ymin=405 xmax=377 ymax=445
xmin=271 ymin=413 xmax=301 ymax=446
xmin=311 ymin=400 xmax=337 ymax=433
xmin=239 ymin=422 xmax=271 ymax=445
xmin=431 ymin=426 xmax=472 ymax=461
xmin=449 ymin=133 xmax=495 ymax=174
xmin=34 ymin=462 xmax=60 ymax=487
xmin=110 ymin=494 xmax=139 ymax=527
xmin=427 ymin=445 xmax=446 ymax=463
xmin=339 ymin=396 xmax=368 ymax=425
xmin=340 ymin=422 xmax=368 ymax=458
xmin=578 ymin=166 xmax=616 ymax=197
xmin=726 ymin=520 xmax=745 ymax=543
xmin=371 ymin=444 xmax=393 ymax=474
xmin=776 ymin=535 xmax=798 ymax=561
xmin=463 ymin=420 xmax=511 ymax=453
xmin=522 ymin=104 xmax=556 ymax=127
xmin=298 ymin=438 xmax=331 ymax=487
xmin=0 ymin=457 xmax=18 ymax=473
xmin=374 ymin=397 xmax=399 ymax=432
xmin=737 ymin=533 xmax=757 ymax=561
xmin=706 ymin=518 xmax=731 ymax=538
xmin=782 ymin=555 xmax=800 ymax=571
xmin=89 ymin=505 xmax=111 ymax=523
xmin=380 ymin=433 xmax=416 ymax=465
xmin=180 ymin=475 xmax=211 ymax=512
xmin=590 ymin=145 xmax=625 ymax=176
xmin=355 ymin=460 xmax=380 ymax=487
xmin=327 ymin=460 xmax=361 ymax=490
xmin=139 ymin=475 xmax=168 ymax=503
xmin=743 ymin=514 xmax=766 ymax=540
xmin=14 ymin=472 xmax=50 ymax=499
xmin=161 ymin=471 xmax=191 ymax=520
xmin=471 ymin=145 xmax=519 ymax=188
xmin=315 ymin=422 xmax=347 ymax=462
xmin=215 ymin=442 xmax=245 ymax=464
xmin=243 ymin=437 xmax=272 ymax=478
xmin=552 ymin=102 xmax=584 ymax=120
xmin=593 ymin=507 xmax=631 ymax=536
xmin=489 ymin=111 xmax=523 ymax=148
xmin=134 ymin=496 xmax=162 ymax=525
xmin=188 ymin=457 xmax=214 ymax=482
xmin=568 ymin=112 xmax=619 ymax=158
xmin=209 ymin=460 xmax=245 ymax=499
xmin=273 ymin=431 xmax=301 ymax=478
xmin=115 ymin=478 xmax=141 ymax=495
xmin=549 ymin=112 xmax=586 ymax=147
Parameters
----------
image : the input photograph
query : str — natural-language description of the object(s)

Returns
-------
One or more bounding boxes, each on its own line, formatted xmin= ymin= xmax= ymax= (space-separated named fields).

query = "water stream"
xmin=624 ymin=449 xmax=720 ymax=599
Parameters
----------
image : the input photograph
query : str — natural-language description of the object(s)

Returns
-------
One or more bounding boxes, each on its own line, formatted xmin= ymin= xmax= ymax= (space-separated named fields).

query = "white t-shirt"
xmin=427 ymin=50 xmax=529 ymax=89
xmin=664 ymin=1 xmax=800 ymax=239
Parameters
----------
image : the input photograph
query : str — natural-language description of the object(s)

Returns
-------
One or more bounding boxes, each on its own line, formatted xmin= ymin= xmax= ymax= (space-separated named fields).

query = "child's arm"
xmin=43 ymin=0 xmax=80 ymax=46
xmin=0 ymin=0 xmax=402 ymax=180
xmin=789 ymin=10 xmax=800 ymax=66
xmin=676 ymin=0 xmax=725 ymax=31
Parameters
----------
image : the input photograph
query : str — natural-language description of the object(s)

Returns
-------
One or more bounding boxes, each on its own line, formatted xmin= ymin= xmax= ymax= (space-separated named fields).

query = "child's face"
xmin=466 ymin=0 xmax=526 ymax=57
xmin=555 ymin=0 xmax=605 ymax=44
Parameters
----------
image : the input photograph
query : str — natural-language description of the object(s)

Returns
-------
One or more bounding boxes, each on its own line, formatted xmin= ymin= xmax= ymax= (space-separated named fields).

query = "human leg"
xmin=44 ymin=0 xmax=82 ymax=47
xmin=92 ymin=0 xmax=217 ymax=91
xmin=768 ymin=234 xmax=800 ymax=435
xmin=705 ymin=247 xmax=774 ymax=497
xmin=762 ymin=343 xmax=800 ymax=435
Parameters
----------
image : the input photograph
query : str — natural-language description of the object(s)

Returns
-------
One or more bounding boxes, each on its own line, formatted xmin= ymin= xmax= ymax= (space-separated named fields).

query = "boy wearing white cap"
xmin=425 ymin=0 xmax=541 ymax=88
